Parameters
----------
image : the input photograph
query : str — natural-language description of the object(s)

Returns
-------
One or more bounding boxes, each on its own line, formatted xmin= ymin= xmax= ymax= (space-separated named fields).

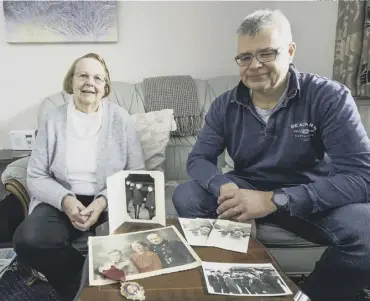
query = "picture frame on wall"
xmin=3 ymin=1 xmax=118 ymax=43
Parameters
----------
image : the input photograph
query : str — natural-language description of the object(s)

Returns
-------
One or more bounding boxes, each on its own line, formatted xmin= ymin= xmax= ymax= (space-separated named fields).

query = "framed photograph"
xmin=206 ymin=219 xmax=252 ymax=253
xmin=88 ymin=225 xmax=202 ymax=286
xmin=107 ymin=170 xmax=166 ymax=233
xmin=202 ymin=262 xmax=293 ymax=296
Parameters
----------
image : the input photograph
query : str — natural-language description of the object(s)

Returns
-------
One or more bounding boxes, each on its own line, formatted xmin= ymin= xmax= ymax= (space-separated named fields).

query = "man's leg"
xmin=13 ymin=203 xmax=85 ymax=301
xmin=259 ymin=203 xmax=370 ymax=301
xmin=172 ymin=173 xmax=257 ymax=218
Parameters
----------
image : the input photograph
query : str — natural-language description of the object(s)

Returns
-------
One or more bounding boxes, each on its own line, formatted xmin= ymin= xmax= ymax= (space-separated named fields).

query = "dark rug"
xmin=0 ymin=260 xmax=60 ymax=301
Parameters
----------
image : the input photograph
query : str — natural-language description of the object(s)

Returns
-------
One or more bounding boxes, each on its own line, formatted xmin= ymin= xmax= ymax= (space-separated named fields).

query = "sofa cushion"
xmin=131 ymin=109 xmax=176 ymax=170
xmin=256 ymin=223 xmax=319 ymax=248
xmin=164 ymin=137 xmax=227 ymax=181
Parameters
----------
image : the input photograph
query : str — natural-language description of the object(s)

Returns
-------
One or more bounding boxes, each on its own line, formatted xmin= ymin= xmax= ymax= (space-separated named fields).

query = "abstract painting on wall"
xmin=3 ymin=1 xmax=118 ymax=43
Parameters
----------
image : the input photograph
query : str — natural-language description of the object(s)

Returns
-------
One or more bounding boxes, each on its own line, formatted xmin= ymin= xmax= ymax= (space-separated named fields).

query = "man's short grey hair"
xmin=237 ymin=9 xmax=292 ymax=42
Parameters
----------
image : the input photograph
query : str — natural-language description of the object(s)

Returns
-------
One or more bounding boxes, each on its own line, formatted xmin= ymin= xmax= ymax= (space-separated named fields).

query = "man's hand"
xmin=218 ymin=182 xmax=239 ymax=204
xmin=62 ymin=195 xmax=89 ymax=224
xmin=217 ymin=189 xmax=276 ymax=222
xmin=73 ymin=197 xmax=107 ymax=231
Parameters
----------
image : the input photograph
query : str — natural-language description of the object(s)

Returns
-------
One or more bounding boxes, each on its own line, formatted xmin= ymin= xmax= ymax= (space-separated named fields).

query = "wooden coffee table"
xmin=78 ymin=219 xmax=300 ymax=301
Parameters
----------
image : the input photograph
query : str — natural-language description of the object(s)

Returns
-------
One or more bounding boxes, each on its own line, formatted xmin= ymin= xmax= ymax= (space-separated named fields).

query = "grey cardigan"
xmin=27 ymin=101 xmax=145 ymax=214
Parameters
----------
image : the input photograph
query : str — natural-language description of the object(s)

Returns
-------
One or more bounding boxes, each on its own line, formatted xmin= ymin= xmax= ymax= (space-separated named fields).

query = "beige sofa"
xmin=2 ymin=75 xmax=333 ymax=277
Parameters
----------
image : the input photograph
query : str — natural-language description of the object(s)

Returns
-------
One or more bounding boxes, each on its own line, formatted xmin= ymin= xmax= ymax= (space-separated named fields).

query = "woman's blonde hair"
xmin=63 ymin=53 xmax=112 ymax=97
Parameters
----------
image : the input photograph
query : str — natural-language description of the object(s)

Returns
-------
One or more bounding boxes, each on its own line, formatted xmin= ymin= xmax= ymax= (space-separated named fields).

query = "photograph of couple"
xmin=88 ymin=226 xmax=201 ymax=285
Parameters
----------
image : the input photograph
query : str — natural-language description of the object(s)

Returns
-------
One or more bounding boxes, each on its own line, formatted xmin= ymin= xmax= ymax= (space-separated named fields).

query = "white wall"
xmin=0 ymin=1 xmax=338 ymax=148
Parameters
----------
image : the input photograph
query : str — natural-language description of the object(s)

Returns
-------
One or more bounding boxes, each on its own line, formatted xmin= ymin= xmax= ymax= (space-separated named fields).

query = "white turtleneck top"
xmin=66 ymin=98 xmax=102 ymax=195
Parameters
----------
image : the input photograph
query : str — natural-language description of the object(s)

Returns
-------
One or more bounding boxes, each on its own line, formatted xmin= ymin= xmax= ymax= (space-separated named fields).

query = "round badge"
xmin=120 ymin=281 xmax=145 ymax=300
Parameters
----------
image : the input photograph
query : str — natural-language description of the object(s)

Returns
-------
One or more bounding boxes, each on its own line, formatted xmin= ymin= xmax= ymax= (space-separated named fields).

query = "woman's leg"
xmin=13 ymin=203 xmax=84 ymax=301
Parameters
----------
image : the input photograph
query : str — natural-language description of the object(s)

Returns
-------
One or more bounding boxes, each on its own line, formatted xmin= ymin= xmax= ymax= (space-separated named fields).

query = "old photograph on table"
xmin=202 ymin=262 xmax=292 ymax=297
xmin=88 ymin=225 xmax=202 ymax=286
xmin=179 ymin=218 xmax=214 ymax=246
xmin=206 ymin=219 xmax=251 ymax=253
xmin=106 ymin=170 xmax=166 ymax=233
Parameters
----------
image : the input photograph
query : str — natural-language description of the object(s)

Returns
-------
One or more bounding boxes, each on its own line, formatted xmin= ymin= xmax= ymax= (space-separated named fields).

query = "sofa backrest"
xmin=37 ymin=75 xmax=240 ymax=182
xmin=37 ymin=78 xmax=370 ymax=182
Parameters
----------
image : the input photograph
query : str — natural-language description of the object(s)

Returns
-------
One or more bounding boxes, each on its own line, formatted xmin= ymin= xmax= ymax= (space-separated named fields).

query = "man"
xmin=172 ymin=9 xmax=370 ymax=301
xmin=125 ymin=181 xmax=133 ymax=213
xmin=146 ymin=233 xmax=193 ymax=268
xmin=231 ymin=271 xmax=250 ymax=294
xmin=223 ymin=271 xmax=241 ymax=294
xmin=207 ymin=270 xmax=222 ymax=293
xmin=144 ymin=186 xmax=156 ymax=219
xmin=216 ymin=270 xmax=229 ymax=294
xmin=133 ymin=183 xmax=144 ymax=219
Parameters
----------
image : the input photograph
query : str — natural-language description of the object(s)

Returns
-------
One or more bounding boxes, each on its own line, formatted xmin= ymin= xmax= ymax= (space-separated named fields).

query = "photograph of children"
xmin=202 ymin=262 xmax=292 ymax=297
xmin=88 ymin=225 xmax=202 ymax=286
xmin=179 ymin=218 xmax=214 ymax=246
xmin=206 ymin=219 xmax=252 ymax=253
xmin=125 ymin=173 xmax=156 ymax=220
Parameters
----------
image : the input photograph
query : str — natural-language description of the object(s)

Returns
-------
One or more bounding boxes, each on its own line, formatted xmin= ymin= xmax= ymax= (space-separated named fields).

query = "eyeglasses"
xmin=74 ymin=72 xmax=105 ymax=85
xmin=234 ymin=48 xmax=282 ymax=67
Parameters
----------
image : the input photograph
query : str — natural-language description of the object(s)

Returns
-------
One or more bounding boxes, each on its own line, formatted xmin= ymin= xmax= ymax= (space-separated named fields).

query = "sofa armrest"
xmin=3 ymin=179 xmax=30 ymax=217
xmin=1 ymin=156 xmax=31 ymax=217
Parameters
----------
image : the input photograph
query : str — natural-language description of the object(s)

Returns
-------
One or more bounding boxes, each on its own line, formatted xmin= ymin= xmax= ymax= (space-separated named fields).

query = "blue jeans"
xmin=172 ymin=173 xmax=370 ymax=301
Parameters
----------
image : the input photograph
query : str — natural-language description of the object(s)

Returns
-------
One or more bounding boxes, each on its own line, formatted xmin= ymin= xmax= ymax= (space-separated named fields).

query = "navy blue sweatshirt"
xmin=187 ymin=64 xmax=370 ymax=216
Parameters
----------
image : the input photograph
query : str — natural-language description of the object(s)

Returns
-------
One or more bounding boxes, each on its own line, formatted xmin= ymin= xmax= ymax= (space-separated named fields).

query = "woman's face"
xmin=72 ymin=57 xmax=106 ymax=111
xmin=131 ymin=242 xmax=145 ymax=253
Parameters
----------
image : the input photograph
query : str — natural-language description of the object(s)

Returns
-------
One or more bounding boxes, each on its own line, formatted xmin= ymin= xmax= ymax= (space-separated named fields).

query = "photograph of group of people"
xmin=179 ymin=218 xmax=214 ymax=246
xmin=179 ymin=218 xmax=252 ymax=253
xmin=106 ymin=170 xmax=166 ymax=233
xmin=125 ymin=173 xmax=156 ymax=220
xmin=88 ymin=226 xmax=202 ymax=286
xmin=202 ymin=262 xmax=292 ymax=297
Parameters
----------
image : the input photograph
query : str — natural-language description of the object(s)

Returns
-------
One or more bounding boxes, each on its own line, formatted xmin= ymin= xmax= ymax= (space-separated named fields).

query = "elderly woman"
xmin=130 ymin=240 xmax=162 ymax=273
xmin=13 ymin=53 xmax=145 ymax=301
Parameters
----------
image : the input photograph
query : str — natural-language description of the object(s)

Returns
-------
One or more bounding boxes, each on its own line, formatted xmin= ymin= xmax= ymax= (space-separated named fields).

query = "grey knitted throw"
xmin=143 ymin=75 xmax=201 ymax=137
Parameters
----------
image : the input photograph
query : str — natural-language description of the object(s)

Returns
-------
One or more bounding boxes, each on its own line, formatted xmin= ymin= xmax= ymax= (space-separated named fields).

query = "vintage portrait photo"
xmin=179 ymin=218 xmax=214 ymax=246
xmin=202 ymin=262 xmax=292 ymax=297
xmin=206 ymin=219 xmax=251 ymax=253
xmin=88 ymin=225 xmax=202 ymax=286
xmin=106 ymin=170 xmax=166 ymax=233
xmin=125 ymin=173 xmax=156 ymax=220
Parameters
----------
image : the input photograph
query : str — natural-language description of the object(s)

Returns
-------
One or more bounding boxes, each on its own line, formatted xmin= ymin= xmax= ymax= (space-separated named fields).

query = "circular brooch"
xmin=120 ymin=281 xmax=145 ymax=300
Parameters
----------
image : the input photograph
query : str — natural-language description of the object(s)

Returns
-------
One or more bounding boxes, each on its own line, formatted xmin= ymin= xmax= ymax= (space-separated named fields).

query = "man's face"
xmin=236 ymin=27 xmax=295 ymax=93
xmin=147 ymin=233 xmax=163 ymax=245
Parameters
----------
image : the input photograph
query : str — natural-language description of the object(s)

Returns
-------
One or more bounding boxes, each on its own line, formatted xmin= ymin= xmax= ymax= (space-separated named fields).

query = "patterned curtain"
xmin=358 ymin=1 xmax=370 ymax=96
xmin=333 ymin=1 xmax=366 ymax=96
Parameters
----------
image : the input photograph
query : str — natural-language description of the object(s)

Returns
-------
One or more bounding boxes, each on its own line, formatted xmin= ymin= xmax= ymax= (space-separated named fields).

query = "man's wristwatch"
xmin=271 ymin=189 xmax=290 ymax=212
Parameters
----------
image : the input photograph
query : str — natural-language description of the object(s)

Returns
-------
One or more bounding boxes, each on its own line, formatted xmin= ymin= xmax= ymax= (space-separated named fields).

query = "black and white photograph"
xmin=106 ymin=170 xmax=166 ymax=233
xmin=125 ymin=174 xmax=156 ymax=221
xmin=202 ymin=262 xmax=292 ymax=297
xmin=206 ymin=219 xmax=252 ymax=253
xmin=88 ymin=225 xmax=202 ymax=286
xmin=179 ymin=218 xmax=214 ymax=246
